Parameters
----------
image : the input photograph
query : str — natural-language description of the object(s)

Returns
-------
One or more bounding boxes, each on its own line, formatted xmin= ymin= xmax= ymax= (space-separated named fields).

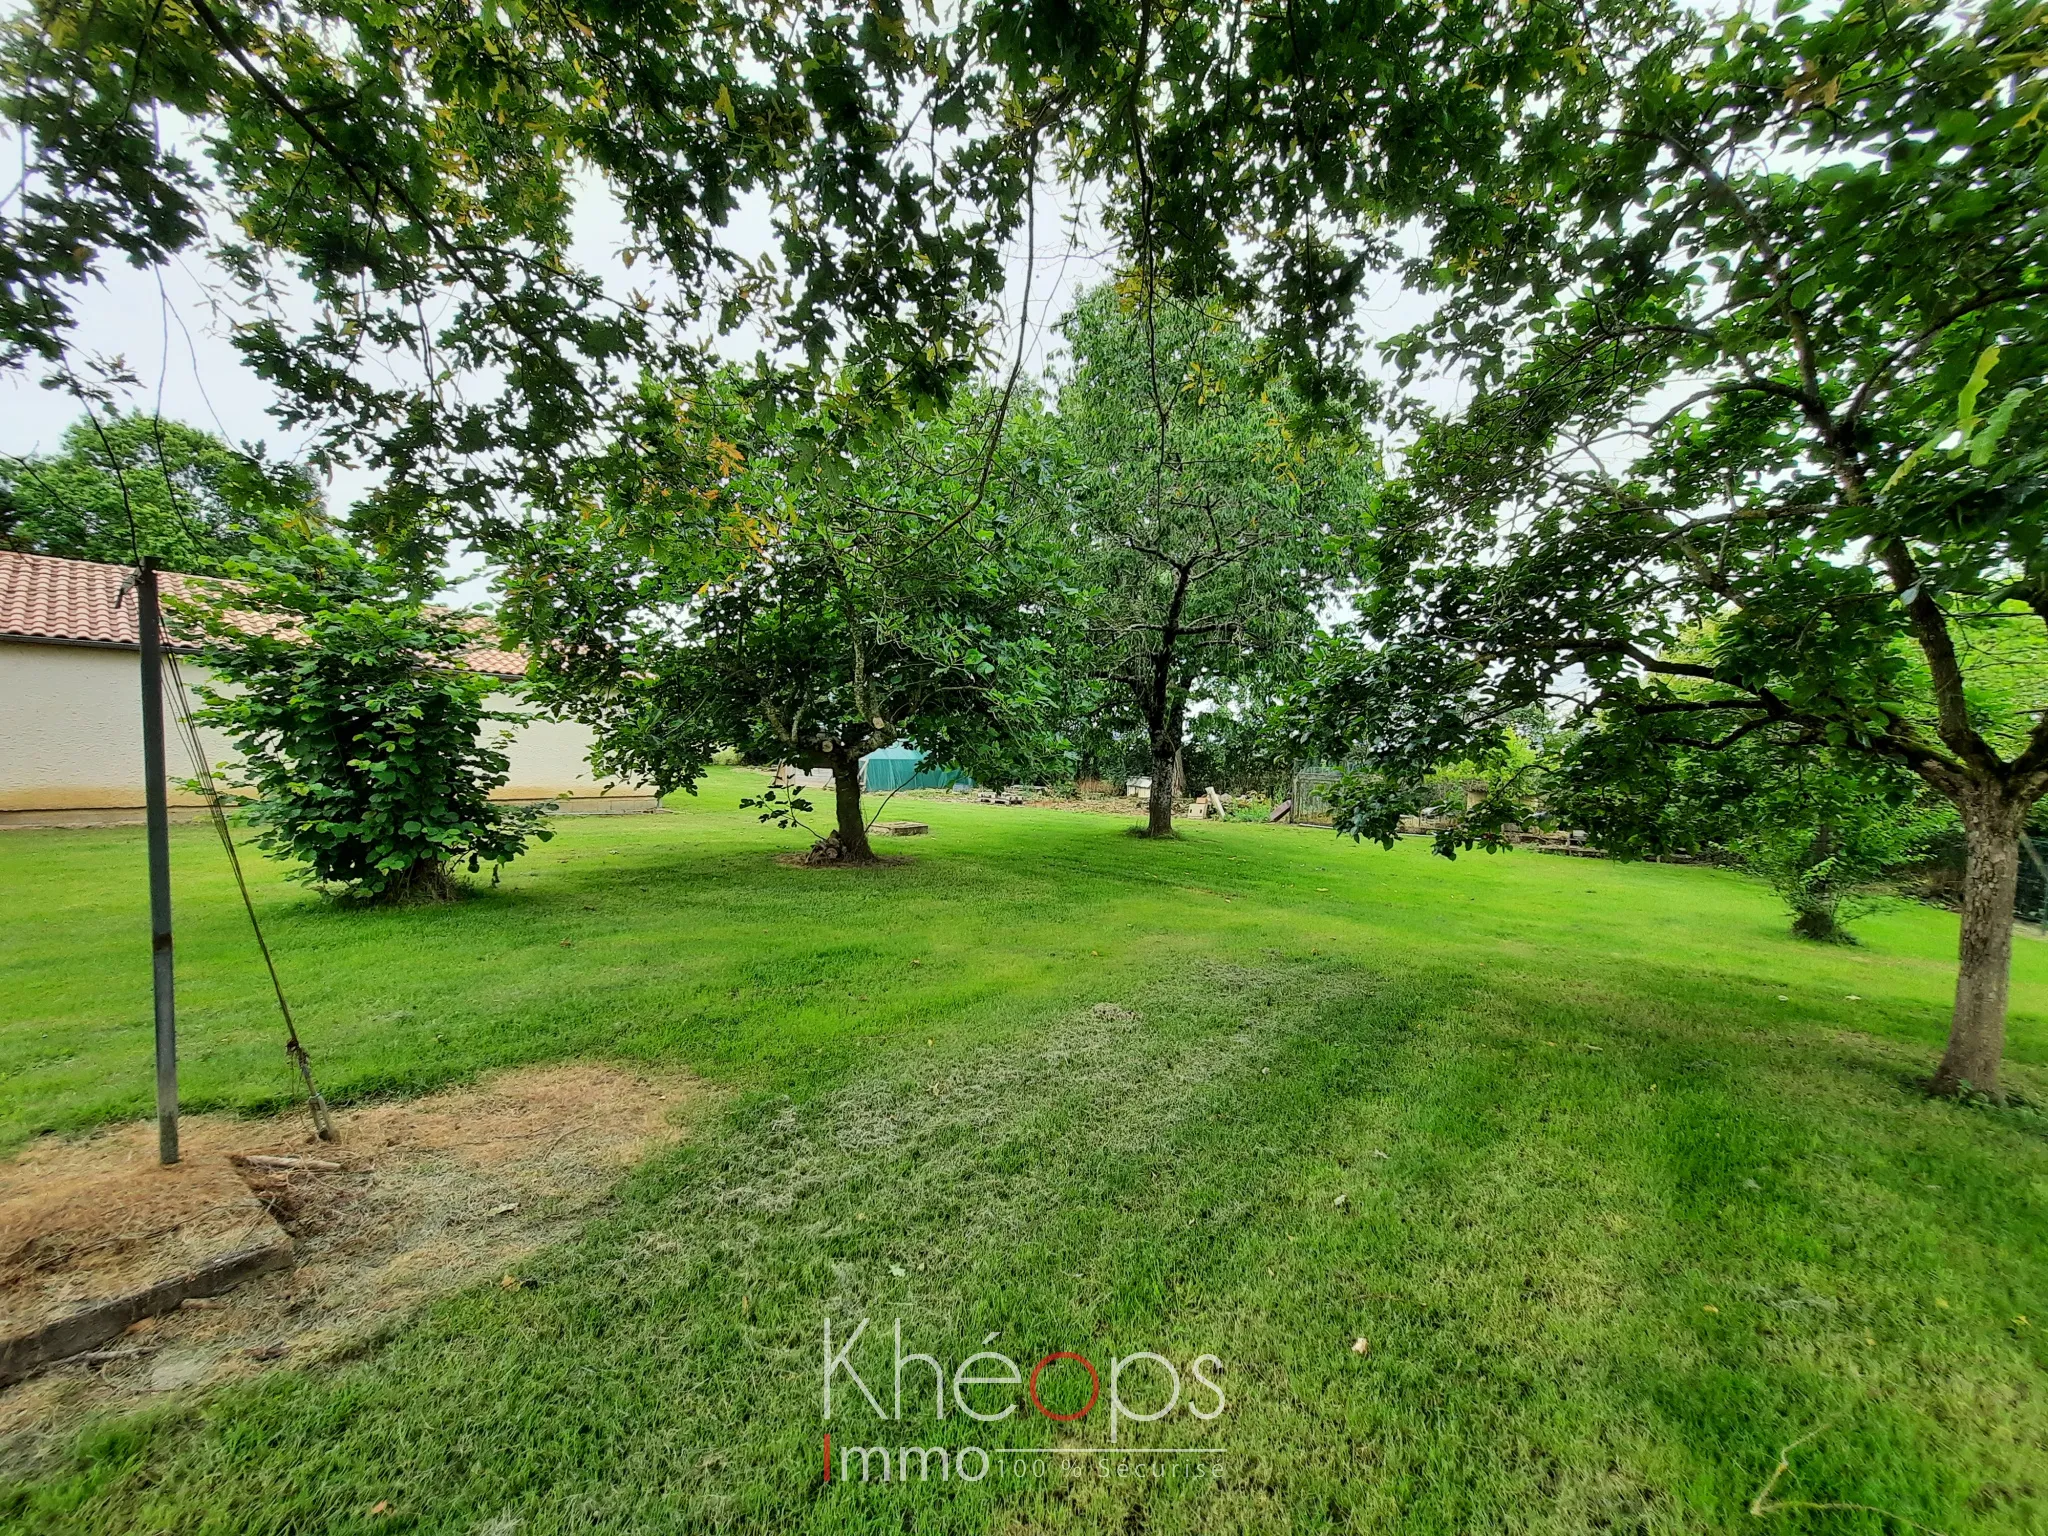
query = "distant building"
xmin=0 ymin=550 xmax=657 ymax=827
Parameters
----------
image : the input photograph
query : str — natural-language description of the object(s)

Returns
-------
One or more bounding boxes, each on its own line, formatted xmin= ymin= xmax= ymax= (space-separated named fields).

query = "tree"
xmin=0 ymin=0 xmax=1069 ymax=550
xmin=1314 ymin=0 xmax=2048 ymax=1098
xmin=181 ymin=540 xmax=552 ymax=902
xmin=1180 ymin=692 xmax=1299 ymax=799
xmin=1 ymin=412 xmax=322 ymax=573
xmin=499 ymin=378 xmax=1066 ymax=863
xmin=1057 ymin=285 xmax=1375 ymax=837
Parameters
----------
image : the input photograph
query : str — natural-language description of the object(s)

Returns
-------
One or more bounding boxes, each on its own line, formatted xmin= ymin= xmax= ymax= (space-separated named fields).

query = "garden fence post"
xmin=137 ymin=559 xmax=179 ymax=1165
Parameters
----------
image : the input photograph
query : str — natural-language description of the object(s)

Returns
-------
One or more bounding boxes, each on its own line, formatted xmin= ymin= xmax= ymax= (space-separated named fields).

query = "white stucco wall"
xmin=0 ymin=641 xmax=231 ymax=814
xmin=0 ymin=640 xmax=652 ymax=823
xmin=483 ymin=693 xmax=647 ymax=806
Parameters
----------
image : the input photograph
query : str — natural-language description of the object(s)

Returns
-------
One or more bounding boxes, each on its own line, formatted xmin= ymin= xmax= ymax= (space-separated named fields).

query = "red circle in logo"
xmin=1028 ymin=1352 xmax=1100 ymax=1421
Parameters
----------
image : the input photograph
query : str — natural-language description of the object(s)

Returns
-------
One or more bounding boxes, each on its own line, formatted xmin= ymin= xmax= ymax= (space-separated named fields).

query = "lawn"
xmin=2 ymin=769 xmax=2046 ymax=1533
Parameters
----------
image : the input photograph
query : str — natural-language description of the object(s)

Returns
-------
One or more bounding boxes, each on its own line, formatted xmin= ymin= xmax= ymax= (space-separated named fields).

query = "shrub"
xmin=1736 ymin=800 xmax=1951 ymax=944
xmin=1554 ymin=719 xmax=1954 ymax=943
xmin=181 ymin=541 xmax=552 ymax=902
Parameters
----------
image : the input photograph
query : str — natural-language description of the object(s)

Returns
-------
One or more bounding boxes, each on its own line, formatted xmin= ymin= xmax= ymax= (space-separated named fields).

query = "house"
xmin=0 ymin=550 xmax=658 ymax=827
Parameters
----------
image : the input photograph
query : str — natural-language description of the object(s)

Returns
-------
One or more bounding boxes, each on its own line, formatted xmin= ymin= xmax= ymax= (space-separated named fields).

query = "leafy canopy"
xmin=1318 ymin=0 xmax=2048 ymax=838
xmin=2 ymin=0 xmax=1026 ymax=549
xmin=1 ymin=412 xmax=323 ymax=574
xmin=1056 ymin=286 xmax=1377 ymax=762
xmin=2 ymin=0 xmax=1637 ymax=562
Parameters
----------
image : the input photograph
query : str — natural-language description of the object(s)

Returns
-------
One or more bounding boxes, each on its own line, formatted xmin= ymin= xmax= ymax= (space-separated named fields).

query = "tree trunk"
xmin=1145 ymin=745 xmax=1177 ymax=837
xmin=382 ymin=858 xmax=452 ymax=904
xmin=1931 ymin=786 xmax=2026 ymax=1101
xmin=831 ymin=749 xmax=876 ymax=862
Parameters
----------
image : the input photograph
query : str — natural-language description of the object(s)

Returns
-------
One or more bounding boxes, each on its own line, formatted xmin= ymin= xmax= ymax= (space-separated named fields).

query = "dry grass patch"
xmin=0 ymin=1063 xmax=710 ymax=1462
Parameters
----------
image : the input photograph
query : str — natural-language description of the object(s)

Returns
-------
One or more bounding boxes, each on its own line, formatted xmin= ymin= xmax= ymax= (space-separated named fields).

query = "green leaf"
xmin=1968 ymin=386 xmax=2032 ymax=468
xmin=1880 ymin=431 xmax=1941 ymax=495
xmin=1957 ymin=343 xmax=2001 ymax=434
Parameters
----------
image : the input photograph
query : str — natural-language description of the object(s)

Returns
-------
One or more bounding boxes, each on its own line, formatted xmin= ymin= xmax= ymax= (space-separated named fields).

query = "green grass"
xmin=3 ymin=769 xmax=2047 ymax=1533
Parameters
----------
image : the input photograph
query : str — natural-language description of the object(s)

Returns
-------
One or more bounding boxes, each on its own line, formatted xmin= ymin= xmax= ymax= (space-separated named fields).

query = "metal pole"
xmin=137 ymin=560 xmax=179 ymax=1165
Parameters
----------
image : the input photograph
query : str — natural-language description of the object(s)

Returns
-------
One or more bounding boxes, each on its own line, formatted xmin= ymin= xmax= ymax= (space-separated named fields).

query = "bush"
xmin=1740 ymin=819 xmax=1910 ymax=943
xmin=1555 ymin=722 xmax=1953 ymax=942
xmin=181 ymin=541 xmax=553 ymax=902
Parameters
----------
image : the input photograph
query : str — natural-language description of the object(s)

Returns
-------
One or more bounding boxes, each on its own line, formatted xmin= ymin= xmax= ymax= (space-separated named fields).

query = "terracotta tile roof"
xmin=451 ymin=632 xmax=526 ymax=679
xmin=0 ymin=550 xmax=526 ymax=678
xmin=0 ymin=549 xmax=206 ymax=648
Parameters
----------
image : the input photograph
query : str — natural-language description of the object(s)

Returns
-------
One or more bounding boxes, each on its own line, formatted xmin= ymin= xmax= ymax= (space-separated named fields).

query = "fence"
xmin=1290 ymin=767 xmax=1343 ymax=826
xmin=1288 ymin=767 xmax=1492 ymax=829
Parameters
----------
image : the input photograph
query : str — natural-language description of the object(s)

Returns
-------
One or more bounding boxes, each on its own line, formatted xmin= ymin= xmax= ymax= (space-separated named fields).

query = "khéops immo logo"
xmin=820 ymin=1317 xmax=1228 ymax=1486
